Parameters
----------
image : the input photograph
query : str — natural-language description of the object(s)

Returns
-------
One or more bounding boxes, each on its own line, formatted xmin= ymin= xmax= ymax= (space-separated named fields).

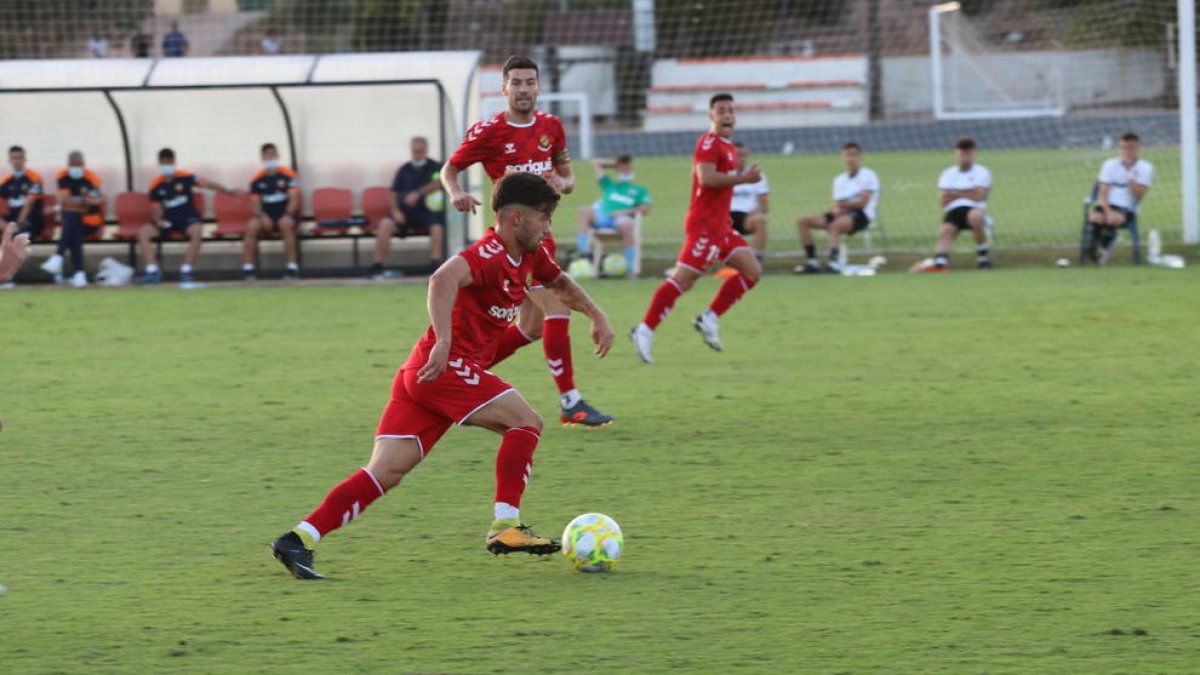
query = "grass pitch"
xmin=2 ymin=267 xmax=1199 ymax=673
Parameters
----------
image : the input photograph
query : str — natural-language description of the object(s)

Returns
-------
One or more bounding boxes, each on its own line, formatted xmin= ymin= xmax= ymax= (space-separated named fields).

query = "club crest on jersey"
xmin=537 ymin=135 xmax=552 ymax=152
xmin=702 ymin=135 xmax=715 ymax=150
xmin=277 ymin=179 xmax=286 ymax=188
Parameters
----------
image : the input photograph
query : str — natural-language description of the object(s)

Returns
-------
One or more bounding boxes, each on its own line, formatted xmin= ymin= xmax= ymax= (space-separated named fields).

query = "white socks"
xmin=494 ymin=502 xmax=520 ymax=521
xmin=560 ymin=389 xmax=582 ymax=409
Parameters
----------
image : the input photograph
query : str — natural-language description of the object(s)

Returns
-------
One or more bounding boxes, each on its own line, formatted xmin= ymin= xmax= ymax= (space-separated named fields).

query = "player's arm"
xmin=1131 ymin=171 xmax=1151 ymax=201
xmin=198 ymin=178 xmax=241 ymax=197
xmin=1096 ymin=182 xmax=1113 ymax=212
xmin=697 ymin=162 xmax=760 ymax=189
xmin=286 ymin=187 xmax=300 ymax=215
xmin=249 ymin=191 xmax=265 ymax=218
xmin=416 ymin=256 xmax=473 ymax=383
xmin=589 ymin=159 xmax=614 ymax=181
xmin=546 ymin=156 xmax=575 ymax=195
xmin=418 ymin=171 xmax=443 ymax=196
xmin=840 ymin=191 xmax=871 ymax=211
xmin=544 ymin=272 xmax=614 ymax=357
xmin=440 ymin=161 xmax=481 ymax=214
xmin=757 ymin=193 xmax=771 ymax=214
xmin=16 ymin=181 xmax=39 ymax=223
xmin=149 ymin=200 xmax=166 ymax=226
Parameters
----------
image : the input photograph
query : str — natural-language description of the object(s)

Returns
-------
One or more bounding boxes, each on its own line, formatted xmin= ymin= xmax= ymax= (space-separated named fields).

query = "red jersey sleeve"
xmin=531 ymin=244 xmax=563 ymax=285
xmin=448 ymin=118 xmax=498 ymax=171
xmin=458 ymin=248 xmax=487 ymax=287
xmin=693 ymin=133 xmax=722 ymax=167
xmin=549 ymin=116 xmax=569 ymax=165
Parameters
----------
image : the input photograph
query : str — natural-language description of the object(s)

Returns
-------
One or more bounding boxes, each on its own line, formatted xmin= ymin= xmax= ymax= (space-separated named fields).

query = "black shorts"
xmin=393 ymin=205 xmax=445 ymax=238
xmin=159 ymin=214 xmax=202 ymax=236
xmin=943 ymin=206 xmax=982 ymax=231
xmin=824 ymin=210 xmax=870 ymax=234
xmin=1091 ymin=204 xmax=1131 ymax=226
xmin=730 ymin=211 xmax=749 ymax=235
xmin=262 ymin=211 xmax=295 ymax=229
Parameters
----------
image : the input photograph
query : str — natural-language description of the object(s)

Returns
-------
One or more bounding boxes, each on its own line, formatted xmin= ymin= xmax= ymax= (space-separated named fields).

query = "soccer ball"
xmin=424 ymin=191 xmax=445 ymax=212
xmin=562 ymin=513 xmax=623 ymax=573
xmin=567 ymin=257 xmax=596 ymax=279
xmin=600 ymin=253 xmax=628 ymax=278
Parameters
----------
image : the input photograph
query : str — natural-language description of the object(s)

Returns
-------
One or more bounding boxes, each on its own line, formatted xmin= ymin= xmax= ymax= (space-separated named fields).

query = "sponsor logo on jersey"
xmin=504 ymin=142 xmax=517 ymax=154
xmin=164 ymin=195 xmax=189 ymax=209
xmin=504 ymin=159 xmax=553 ymax=174
xmin=488 ymin=304 xmax=520 ymax=322
xmin=175 ymin=183 xmax=185 ymax=192
xmin=262 ymin=193 xmax=288 ymax=204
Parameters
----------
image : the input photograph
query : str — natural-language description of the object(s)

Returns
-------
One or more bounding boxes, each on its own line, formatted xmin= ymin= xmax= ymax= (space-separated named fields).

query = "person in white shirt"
xmin=729 ymin=141 xmax=770 ymax=260
xmin=795 ymin=142 xmax=879 ymax=273
xmin=925 ymin=137 xmax=992 ymax=272
xmin=1087 ymin=131 xmax=1152 ymax=265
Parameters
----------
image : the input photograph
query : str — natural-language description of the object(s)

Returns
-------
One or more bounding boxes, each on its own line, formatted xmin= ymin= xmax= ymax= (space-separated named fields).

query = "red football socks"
xmin=709 ymin=273 xmax=757 ymax=317
xmin=643 ymin=278 xmax=684 ymax=329
xmin=494 ymin=426 xmax=541 ymax=507
xmin=297 ymin=468 xmax=386 ymax=543
xmin=491 ymin=323 xmax=535 ymax=367
xmin=542 ymin=316 xmax=575 ymax=394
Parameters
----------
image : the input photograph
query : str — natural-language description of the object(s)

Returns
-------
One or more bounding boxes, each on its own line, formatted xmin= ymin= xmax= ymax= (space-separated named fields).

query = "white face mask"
xmin=263 ymin=159 xmax=279 ymax=171
xmin=411 ymin=158 xmax=429 ymax=168
xmin=160 ymin=164 xmax=175 ymax=176
xmin=68 ymin=167 xmax=85 ymax=179
xmin=617 ymin=172 xmax=635 ymax=183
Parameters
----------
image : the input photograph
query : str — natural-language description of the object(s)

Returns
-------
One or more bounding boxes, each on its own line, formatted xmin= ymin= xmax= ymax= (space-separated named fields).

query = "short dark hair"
xmin=158 ymin=147 xmax=175 ymax=162
xmin=1120 ymin=131 xmax=1140 ymax=143
xmin=955 ymin=137 xmax=976 ymax=151
xmin=492 ymin=172 xmax=560 ymax=215
xmin=261 ymin=142 xmax=277 ymax=155
xmin=411 ymin=136 xmax=428 ymax=146
xmin=842 ymin=141 xmax=861 ymax=152
xmin=709 ymin=93 xmax=734 ymax=109
xmin=502 ymin=56 xmax=539 ymax=80
xmin=615 ymin=154 xmax=633 ymax=164
xmin=8 ymin=145 xmax=24 ymax=155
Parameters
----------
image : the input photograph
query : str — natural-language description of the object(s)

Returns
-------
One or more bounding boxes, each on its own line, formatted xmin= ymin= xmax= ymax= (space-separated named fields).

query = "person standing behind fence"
xmin=0 ymin=146 xmax=45 ymax=241
xmin=244 ymin=143 xmax=301 ymax=280
xmin=1086 ymin=132 xmax=1152 ymax=266
xmin=162 ymin=22 xmax=188 ymax=57
xmin=135 ymin=148 xmax=240 ymax=285
xmin=369 ymin=136 xmax=446 ymax=279
xmin=41 ymin=151 xmax=103 ymax=288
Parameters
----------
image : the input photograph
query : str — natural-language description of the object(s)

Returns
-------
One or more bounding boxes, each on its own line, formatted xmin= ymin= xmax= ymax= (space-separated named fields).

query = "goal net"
xmin=0 ymin=0 xmax=1191 ymax=268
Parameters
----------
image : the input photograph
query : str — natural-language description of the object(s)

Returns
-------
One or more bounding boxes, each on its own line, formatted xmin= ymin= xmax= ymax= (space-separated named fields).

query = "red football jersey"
xmin=403 ymin=228 xmax=562 ymax=371
xmin=448 ymin=111 xmax=568 ymax=183
xmin=685 ymin=132 xmax=738 ymax=234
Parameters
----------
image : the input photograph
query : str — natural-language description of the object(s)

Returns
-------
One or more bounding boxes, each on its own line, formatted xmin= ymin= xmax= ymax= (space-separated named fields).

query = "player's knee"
xmin=742 ymin=261 xmax=762 ymax=284
xmin=279 ymin=216 xmax=296 ymax=232
xmin=521 ymin=321 xmax=543 ymax=340
xmin=521 ymin=411 xmax=544 ymax=433
xmin=673 ymin=271 xmax=698 ymax=292
xmin=379 ymin=219 xmax=396 ymax=236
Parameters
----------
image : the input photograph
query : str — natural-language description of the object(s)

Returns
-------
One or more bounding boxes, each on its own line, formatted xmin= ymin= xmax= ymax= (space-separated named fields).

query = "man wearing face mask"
xmin=41 ymin=151 xmax=104 ymax=288
xmin=369 ymin=136 xmax=446 ymax=279
xmin=245 ymin=142 xmax=301 ymax=280
xmin=0 ymin=146 xmax=45 ymax=241
xmin=574 ymin=155 xmax=651 ymax=278
xmin=135 ymin=147 xmax=240 ymax=285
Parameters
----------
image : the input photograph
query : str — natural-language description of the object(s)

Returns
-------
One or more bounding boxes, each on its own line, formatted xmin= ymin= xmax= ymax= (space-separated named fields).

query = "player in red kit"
xmin=271 ymin=173 xmax=615 ymax=580
xmin=630 ymin=94 xmax=763 ymax=364
xmin=441 ymin=56 xmax=614 ymax=427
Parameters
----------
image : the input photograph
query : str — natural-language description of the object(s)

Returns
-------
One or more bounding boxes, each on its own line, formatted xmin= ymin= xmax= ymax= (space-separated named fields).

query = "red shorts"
xmin=375 ymin=357 xmax=514 ymax=457
xmin=675 ymin=228 xmax=750 ymax=274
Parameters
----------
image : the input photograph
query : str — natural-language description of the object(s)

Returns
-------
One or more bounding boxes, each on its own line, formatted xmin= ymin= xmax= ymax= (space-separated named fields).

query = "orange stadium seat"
xmin=360 ymin=186 xmax=392 ymax=234
xmin=113 ymin=192 xmax=152 ymax=240
xmin=212 ymin=192 xmax=253 ymax=238
xmin=310 ymin=187 xmax=355 ymax=235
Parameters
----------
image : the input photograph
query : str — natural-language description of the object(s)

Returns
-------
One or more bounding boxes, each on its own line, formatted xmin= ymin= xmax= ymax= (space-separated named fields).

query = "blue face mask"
xmin=12 ymin=167 xmax=25 ymax=177
xmin=160 ymin=164 xmax=175 ymax=176
xmin=411 ymin=158 xmax=429 ymax=168
xmin=68 ymin=167 xmax=84 ymax=179
xmin=263 ymin=159 xmax=279 ymax=171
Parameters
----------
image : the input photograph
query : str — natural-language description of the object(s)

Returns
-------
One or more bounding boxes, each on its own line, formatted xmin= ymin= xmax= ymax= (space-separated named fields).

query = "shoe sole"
xmin=561 ymin=416 xmax=614 ymax=427
xmin=486 ymin=540 xmax=562 ymax=556
xmin=692 ymin=320 xmax=723 ymax=352
xmin=271 ymin=545 xmax=325 ymax=580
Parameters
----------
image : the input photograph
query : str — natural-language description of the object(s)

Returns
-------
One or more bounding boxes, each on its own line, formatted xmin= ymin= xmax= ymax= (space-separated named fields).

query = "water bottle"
xmin=1147 ymin=228 xmax=1161 ymax=263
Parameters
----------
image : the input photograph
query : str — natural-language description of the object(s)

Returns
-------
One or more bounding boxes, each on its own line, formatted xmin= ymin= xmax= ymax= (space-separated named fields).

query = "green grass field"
xmin=556 ymin=146 xmax=1185 ymax=257
xmin=3 ymin=269 xmax=1199 ymax=673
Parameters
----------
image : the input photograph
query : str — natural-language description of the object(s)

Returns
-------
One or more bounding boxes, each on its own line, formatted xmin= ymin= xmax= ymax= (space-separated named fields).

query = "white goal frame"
xmin=481 ymin=92 xmax=594 ymax=159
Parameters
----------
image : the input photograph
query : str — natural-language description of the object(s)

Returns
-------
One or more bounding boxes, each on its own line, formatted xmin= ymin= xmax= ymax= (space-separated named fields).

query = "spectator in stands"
xmin=729 ymin=141 xmax=769 ymax=262
xmin=795 ymin=141 xmax=880 ymax=274
xmin=920 ymin=137 xmax=992 ymax=272
xmin=88 ymin=34 xmax=108 ymax=58
xmin=1086 ymin=131 xmax=1152 ymax=266
xmin=135 ymin=148 xmax=241 ymax=285
xmin=162 ymin=21 xmax=188 ymax=57
xmin=261 ymin=29 xmax=283 ymax=55
xmin=131 ymin=31 xmax=152 ymax=58
xmin=244 ymin=143 xmax=301 ymax=280
xmin=369 ymin=136 xmax=446 ymax=279
xmin=574 ymin=154 xmax=651 ymax=277
xmin=40 ymin=151 xmax=104 ymax=288
xmin=0 ymin=146 xmax=45 ymax=241
xmin=0 ymin=222 xmax=31 ymax=285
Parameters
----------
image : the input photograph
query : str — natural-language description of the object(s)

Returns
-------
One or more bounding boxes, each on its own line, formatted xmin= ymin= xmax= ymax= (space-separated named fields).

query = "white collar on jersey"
xmin=503 ymin=112 xmax=537 ymax=128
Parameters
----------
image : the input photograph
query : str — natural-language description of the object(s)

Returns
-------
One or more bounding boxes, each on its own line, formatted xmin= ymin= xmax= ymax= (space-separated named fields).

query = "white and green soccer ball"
xmin=567 ymin=257 xmax=596 ymax=279
xmin=562 ymin=513 xmax=623 ymax=573
xmin=600 ymin=253 xmax=628 ymax=278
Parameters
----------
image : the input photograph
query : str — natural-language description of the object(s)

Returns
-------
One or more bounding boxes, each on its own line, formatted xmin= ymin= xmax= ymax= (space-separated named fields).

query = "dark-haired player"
xmin=921 ymin=137 xmax=992 ymax=272
xmin=244 ymin=142 xmax=301 ymax=280
xmin=270 ymin=172 xmax=615 ymax=580
xmin=135 ymin=147 xmax=240 ymax=284
xmin=1086 ymin=131 xmax=1152 ymax=265
xmin=441 ymin=56 xmax=614 ymax=427
xmin=630 ymin=93 xmax=763 ymax=364
xmin=43 ymin=151 xmax=104 ymax=288
xmin=0 ymin=146 xmax=45 ymax=241
xmin=795 ymin=142 xmax=880 ymax=273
